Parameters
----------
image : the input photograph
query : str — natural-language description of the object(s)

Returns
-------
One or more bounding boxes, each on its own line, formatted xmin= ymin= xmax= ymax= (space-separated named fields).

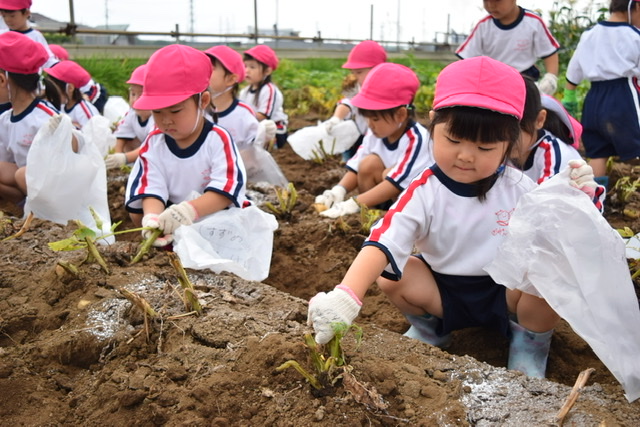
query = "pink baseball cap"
xmin=44 ymin=60 xmax=91 ymax=88
xmin=0 ymin=0 xmax=31 ymax=10
xmin=342 ymin=40 xmax=387 ymax=69
xmin=541 ymin=94 xmax=582 ymax=149
xmin=351 ymin=63 xmax=419 ymax=110
xmin=126 ymin=64 xmax=147 ymax=86
xmin=49 ymin=44 xmax=69 ymax=61
xmin=433 ymin=56 xmax=525 ymax=120
xmin=134 ymin=44 xmax=212 ymax=110
xmin=205 ymin=45 xmax=245 ymax=82
xmin=0 ymin=31 xmax=47 ymax=74
xmin=244 ymin=45 xmax=279 ymax=70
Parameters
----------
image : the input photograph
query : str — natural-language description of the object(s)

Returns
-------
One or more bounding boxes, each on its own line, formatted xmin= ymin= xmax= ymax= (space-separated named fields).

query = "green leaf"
xmin=48 ymin=238 xmax=87 ymax=252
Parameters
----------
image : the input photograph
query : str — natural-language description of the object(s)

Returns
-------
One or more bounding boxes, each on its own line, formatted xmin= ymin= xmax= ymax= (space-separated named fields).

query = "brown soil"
xmin=1 ymin=116 xmax=639 ymax=426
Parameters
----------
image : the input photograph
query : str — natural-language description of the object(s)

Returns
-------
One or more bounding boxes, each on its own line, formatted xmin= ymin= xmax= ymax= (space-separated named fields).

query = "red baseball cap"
xmin=134 ymin=44 xmax=212 ymax=110
xmin=126 ymin=64 xmax=147 ymax=86
xmin=433 ymin=57 xmax=525 ymax=119
xmin=0 ymin=0 xmax=31 ymax=10
xmin=541 ymin=94 xmax=582 ymax=149
xmin=205 ymin=45 xmax=245 ymax=82
xmin=351 ymin=63 xmax=419 ymax=110
xmin=0 ymin=31 xmax=47 ymax=74
xmin=342 ymin=40 xmax=387 ymax=69
xmin=49 ymin=44 xmax=69 ymax=61
xmin=44 ymin=60 xmax=91 ymax=88
xmin=244 ymin=45 xmax=279 ymax=70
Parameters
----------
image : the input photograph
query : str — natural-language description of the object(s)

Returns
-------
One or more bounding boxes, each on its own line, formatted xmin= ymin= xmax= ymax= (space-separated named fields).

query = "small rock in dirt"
xmin=314 ymin=407 xmax=325 ymax=421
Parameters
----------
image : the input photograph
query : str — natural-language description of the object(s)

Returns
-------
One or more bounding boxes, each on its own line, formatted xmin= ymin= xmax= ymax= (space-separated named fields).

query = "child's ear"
xmin=536 ymin=109 xmax=547 ymax=130
xmin=428 ymin=110 xmax=435 ymax=121
xmin=200 ymin=91 xmax=211 ymax=108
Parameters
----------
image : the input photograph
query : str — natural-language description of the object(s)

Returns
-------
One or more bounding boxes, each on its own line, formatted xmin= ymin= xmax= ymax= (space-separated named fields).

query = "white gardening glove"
xmin=323 ymin=116 xmax=342 ymax=135
xmin=141 ymin=213 xmax=173 ymax=247
xmin=256 ymin=119 xmax=277 ymax=148
xmin=105 ymin=153 xmax=127 ymax=169
xmin=537 ymin=73 xmax=558 ymax=95
xmin=314 ymin=185 xmax=347 ymax=209
xmin=46 ymin=114 xmax=64 ymax=134
xmin=320 ymin=197 xmax=360 ymax=218
xmin=307 ymin=285 xmax=362 ymax=344
xmin=567 ymin=159 xmax=606 ymax=212
xmin=157 ymin=201 xmax=198 ymax=235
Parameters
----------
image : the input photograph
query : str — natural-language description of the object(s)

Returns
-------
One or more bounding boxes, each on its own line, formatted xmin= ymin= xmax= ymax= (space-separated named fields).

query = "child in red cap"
xmin=307 ymin=56 xmax=602 ymax=379
xmin=49 ymin=44 xmax=69 ymax=61
xmin=239 ymin=45 xmax=288 ymax=148
xmin=0 ymin=31 xmax=60 ymax=206
xmin=125 ymin=44 xmax=247 ymax=247
xmin=456 ymin=0 xmax=560 ymax=95
xmin=324 ymin=40 xmax=387 ymax=160
xmin=0 ymin=0 xmax=57 ymax=68
xmin=44 ymin=60 xmax=99 ymax=129
xmin=105 ymin=64 xmax=155 ymax=169
xmin=315 ymin=62 xmax=434 ymax=218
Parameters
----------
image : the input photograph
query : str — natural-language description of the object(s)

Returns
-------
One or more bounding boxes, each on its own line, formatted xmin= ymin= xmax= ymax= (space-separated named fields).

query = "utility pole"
xmin=104 ymin=0 xmax=109 ymax=29
xmin=369 ymin=4 xmax=373 ymax=40
xmin=253 ymin=0 xmax=258 ymax=43
xmin=189 ymin=0 xmax=194 ymax=42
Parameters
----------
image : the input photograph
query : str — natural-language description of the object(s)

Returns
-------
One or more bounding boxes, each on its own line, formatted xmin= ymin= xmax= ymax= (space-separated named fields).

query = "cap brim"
xmin=133 ymin=93 xmax=192 ymax=110
xmin=342 ymin=61 xmax=373 ymax=70
xmin=435 ymin=93 xmax=522 ymax=119
xmin=351 ymin=92 xmax=400 ymax=110
xmin=541 ymin=94 xmax=582 ymax=148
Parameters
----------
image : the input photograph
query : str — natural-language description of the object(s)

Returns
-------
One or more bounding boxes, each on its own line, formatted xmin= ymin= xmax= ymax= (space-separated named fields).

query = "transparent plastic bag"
xmin=485 ymin=168 xmax=640 ymax=402
xmin=24 ymin=115 xmax=114 ymax=244
xmin=288 ymin=120 xmax=359 ymax=160
xmin=173 ymin=206 xmax=278 ymax=282
xmin=240 ymin=145 xmax=288 ymax=187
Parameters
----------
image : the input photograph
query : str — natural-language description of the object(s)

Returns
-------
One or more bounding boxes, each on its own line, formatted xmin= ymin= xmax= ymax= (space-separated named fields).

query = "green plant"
xmin=358 ymin=205 xmax=383 ymax=235
xmin=276 ymin=322 xmax=362 ymax=393
xmin=613 ymin=176 xmax=640 ymax=203
xmin=167 ymin=252 xmax=203 ymax=315
xmin=264 ymin=182 xmax=298 ymax=219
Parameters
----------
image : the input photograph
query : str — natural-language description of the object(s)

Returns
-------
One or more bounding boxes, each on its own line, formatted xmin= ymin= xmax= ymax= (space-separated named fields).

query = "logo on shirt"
xmin=495 ymin=209 xmax=514 ymax=226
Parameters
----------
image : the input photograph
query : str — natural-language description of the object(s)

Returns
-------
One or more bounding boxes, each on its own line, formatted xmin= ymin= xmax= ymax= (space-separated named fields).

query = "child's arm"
xmin=324 ymin=104 xmax=351 ymax=134
xmin=308 ymin=246 xmax=389 ymax=344
xmin=538 ymin=53 xmax=560 ymax=95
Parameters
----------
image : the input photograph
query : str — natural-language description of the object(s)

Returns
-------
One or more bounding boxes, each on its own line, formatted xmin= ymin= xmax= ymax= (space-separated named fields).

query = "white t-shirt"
xmin=522 ymin=129 xmax=582 ymax=184
xmin=456 ymin=7 xmax=559 ymax=72
xmin=216 ymin=99 xmax=259 ymax=151
xmin=365 ymin=165 xmax=536 ymax=278
xmin=18 ymin=28 xmax=58 ymax=69
xmin=113 ymin=109 xmax=155 ymax=142
xmin=125 ymin=120 xmax=247 ymax=213
xmin=238 ymin=82 xmax=288 ymax=126
xmin=64 ymin=99 xmax=99 ymax=129
xmin=566 ymin=21 xmax=640 ymax=84
xmin=337 ymin=97 xmax=368 ymax=135
xmin=346 ymin=120 xmax=434 ymax=191
xmin=0 ymin=99 xmax=58 ymax=167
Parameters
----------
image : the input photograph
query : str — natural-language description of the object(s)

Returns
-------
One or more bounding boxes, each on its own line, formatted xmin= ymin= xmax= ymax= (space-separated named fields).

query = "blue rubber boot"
xmin=404 ymin=314 xmax=452 ymax=349
xmin=507 ymin=320 xmax=553 ymax=378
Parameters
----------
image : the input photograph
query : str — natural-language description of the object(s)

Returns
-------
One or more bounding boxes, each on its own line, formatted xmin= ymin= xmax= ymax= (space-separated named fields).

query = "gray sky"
xmin=32 ymin=1 xmax=605 ymax=44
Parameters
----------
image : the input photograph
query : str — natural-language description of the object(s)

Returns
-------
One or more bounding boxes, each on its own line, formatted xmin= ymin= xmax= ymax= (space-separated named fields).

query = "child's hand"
xmin=158 ymin=201 xmax=198 ymax=234
xmin=323 ymin=116 xmax=341 ymax=135
xmin=320 ymin=198 xmax=360 ymax=218
xmin=105 ymin=153 xmax=127 ymax=169
xmin=142 ymin=213 xmax=173 ymax=247
xmin=537 ymin=73 xmax=558 ymax=95
xmin=307 ymin=285 xmax=362 ymax=344
xmin=314 ymin=185 xmax=346 ymax=209
xmin=568 ymin=159 xmax=597 ymax=197
xmin=256 ymin=120 xmax=277 ymax=147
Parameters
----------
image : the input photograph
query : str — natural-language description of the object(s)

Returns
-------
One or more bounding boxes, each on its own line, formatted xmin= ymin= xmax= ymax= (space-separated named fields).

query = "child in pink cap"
xmin=125 ymin=44 xmax=247 ymax=247
xmin=105 ymin=64 xmax=155 ymax=169
xmin=48 ymin=44 xmax=69 ymax=61
xmin=0 ymin=31 xmax=61 ymax=207
xmin=323 ymin=40 xmax=387 ymax=160
xmin=239 ymin=45 xmax=288 ymax=148
xmin=205 ymin=45 xmax=275 ymax=151
xmin=307 ymin=56 xmax=603 ymax=379
xmin=0 ymin=0 xmax=57 ymax=68
xmin=315 ymin=62 xmax=434 ymax=219
xmin=44 ymin=60 xmax=99 ymax=129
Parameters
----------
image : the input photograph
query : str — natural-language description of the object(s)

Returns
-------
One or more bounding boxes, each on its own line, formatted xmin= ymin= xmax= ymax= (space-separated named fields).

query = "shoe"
xmin=403 ymin=314 xmax=452 ymax=349
xmin=507 ymin=320 xmax=553 ymax=378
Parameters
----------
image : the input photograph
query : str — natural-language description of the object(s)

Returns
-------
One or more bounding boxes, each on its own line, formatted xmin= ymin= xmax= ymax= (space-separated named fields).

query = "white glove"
xmin=320 ymin=197 xmax=360 ymax=218
xmin=307 ymin=285 xmax=362 ymax=344
xmin=141 ymin=213 xmax=173 ymax=247
xmin=568 ymin=159 xmax=598 ymax=198
xmin=46 ymin=114 xmax=64 ymax=134
xmin=323 ymin=116 xmax=342 ymax=135
xmin=256 ymin=120 xmax=277 ymax=147
xmin=314 ymin=185 xmax=347 ymax=209
xmin=105 ymin=152 xmax=127 ymax=169
xmin=537 ymin=73 xmax=558 ymax=95
xmin=157 ymin=201 xmax=198 ymax=235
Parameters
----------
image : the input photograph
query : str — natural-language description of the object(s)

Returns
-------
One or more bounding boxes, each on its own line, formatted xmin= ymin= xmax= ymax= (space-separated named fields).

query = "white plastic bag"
xmin=240 ymin=145 xmax=288 ymax=187
xmin=81 ymin=115 xmax=116 ymax=157
xmin=173 ymin=206 xmax=278 ymax=282
xmin=24 ymin=115 xmax=114 ymax=244
xmin=288 ymin=120 xmax=359 ymax=160
xmin=484 ymin=169 xmax=640 ymax=402
xmin=102 ymin=95 xmax=130 ymax=125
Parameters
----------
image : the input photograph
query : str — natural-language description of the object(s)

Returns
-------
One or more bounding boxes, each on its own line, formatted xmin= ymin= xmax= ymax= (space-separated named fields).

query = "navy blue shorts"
xmin=415 ymin=255 xmax=510 ymax=337
xmin=582 ymin=78 xmax=640 ymax=161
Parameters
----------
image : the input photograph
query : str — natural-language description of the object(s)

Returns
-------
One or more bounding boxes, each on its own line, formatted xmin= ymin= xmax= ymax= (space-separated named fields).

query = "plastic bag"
xmin=484 ymin=169 xmax=640 ymax=402
xmin=24 ymin=115 xmax=114 ymax=244
xmin=240 ymin=145 xmax=288 ymax=187
xmin=81 ymin=115 xmax=116 ymax=157
xmin=288 ymin=120 xmax=359 ymax=160
xmin=173 ymin=206 xmax=278 ymax=282
xmin=102 ymin=95 xmax=130 ymax=125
